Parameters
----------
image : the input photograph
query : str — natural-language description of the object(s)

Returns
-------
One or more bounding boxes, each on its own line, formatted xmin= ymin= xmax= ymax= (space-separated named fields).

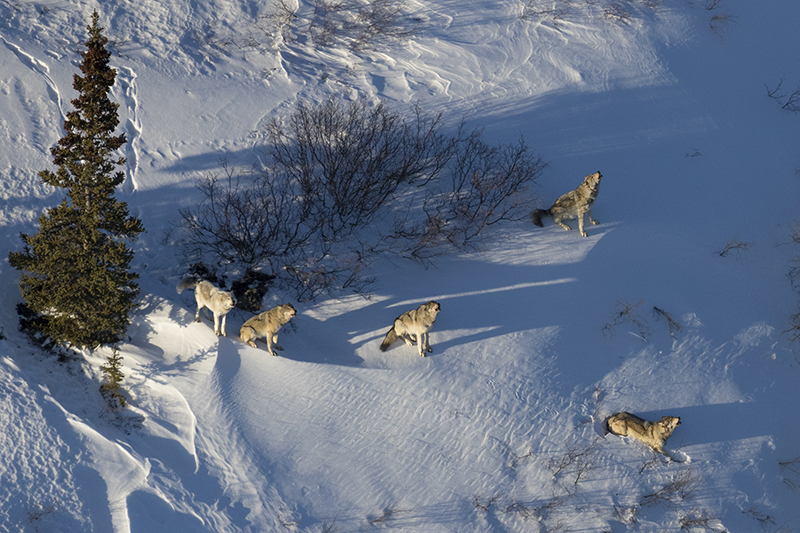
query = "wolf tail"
xmin=240 ymin=325 xmax=256 ymax=344
xmin=177 ymin=276 xmax=200 ymax=294
xmin=530 ymin=208 xmax=550 ymax=227
xmin=379 ymin=327 xmax=398 ymax=352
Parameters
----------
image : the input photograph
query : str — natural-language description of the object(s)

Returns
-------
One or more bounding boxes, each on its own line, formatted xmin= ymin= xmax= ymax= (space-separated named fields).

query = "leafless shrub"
xmin=779 ymin=456 xmax=800 ymax=491
xmin=603 ymin=2 xmax=632 ymax=22
xmin=679 ymin=508 xmax=726 ymax=532
xmin=473 ymin=493 xmax=503 ymax=513
xmin=27 ymin=501 xmax=58 ymax=525
xmin=495 ymin=439 xmax=535 ymax=469
xmin=639 ymin=449 xmax=671 ymax=474
xmin=783 ymin=307 xmax=800 ymax=351
xmin=714 ymin=236 xmax=752 ymax=259
xmin=603 ymin=299 xmax=653 ymax=341
xmin=639 ymin=468 xmax=702 ymax=509
xmin=398 ymin=128 xmax=545 ymax=261
xmin=519 ymin=1 xmax=572 ymax=24
xmin=786 ymin=224 xmax=800 ymax=349
xmin=520 ymin=0 xmax=659 ymax=24
xmin=779 ymin=456 xmax=800 ymax=475
xmin=548 ymin=438 xmax=599 ymax=485
xmin=177 ymin=96 xmax=543 ymax=300
xmin=367 ymin=503 xmax=410 ymax=525
xmin=653 ymin=306 xmax=682 ymax=340
xmin=709 ymin=11 xmax=735 ymax=37
xmin=766 ymin=77 xmax=800 ymax=114
xmin=321 ymin=514 xmax=341 ymax=533
xmin=703 ymin=0 xmax=736 ymax=38
xmin=613 ymin=503 xmax=638 ymax=525
xmin=505 ymin=501 xmax=537 ymax=519
xmin=273 ymin=0 xmax=417 ymax=52
xmin=475 ymin=489 xmax=575 ymax=531
xmin=743 ymin=506 xmax=793 ymax=533
xmin=685 ymin=148 xmax=702 ymax=158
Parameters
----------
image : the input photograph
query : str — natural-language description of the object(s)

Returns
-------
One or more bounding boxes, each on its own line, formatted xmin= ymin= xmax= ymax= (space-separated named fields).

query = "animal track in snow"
xmin=0 ymin=36 xmax=66 ymax=124
xmin=114 ymin=67 xmax=142 ymax=193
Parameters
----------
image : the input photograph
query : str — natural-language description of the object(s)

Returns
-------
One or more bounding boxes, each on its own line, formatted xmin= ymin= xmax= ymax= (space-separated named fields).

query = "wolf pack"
xmin=177 ymin=170 xmax=683 ymax=460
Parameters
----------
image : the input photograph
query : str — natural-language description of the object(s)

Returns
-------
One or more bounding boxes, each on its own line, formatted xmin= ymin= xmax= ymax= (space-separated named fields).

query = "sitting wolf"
xmin=531 ymin=171 xmax=602 ymax=237
xmin=606 ymin=411 xmax=681 ymax=457
xmin=177 ymin=276 xmax=237 ymax=336
xmin=379 ymin=301 xmax=441 ymax=357
xmin=240 ymin=304 xmax=297 ymax=356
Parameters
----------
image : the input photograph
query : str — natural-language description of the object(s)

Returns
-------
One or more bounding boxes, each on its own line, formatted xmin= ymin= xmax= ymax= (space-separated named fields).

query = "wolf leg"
xmin=552 ymin=213 xmax=572 ymax=232
xmin=400 ymin=333 xmax=416 ymax=347
xmin=578 ymin=213 xmax=588 ymax=237
xmin=420 ymin=332 xmax=432 ymax=355
xmin=272 ymin=333 xmax=283 ymax=351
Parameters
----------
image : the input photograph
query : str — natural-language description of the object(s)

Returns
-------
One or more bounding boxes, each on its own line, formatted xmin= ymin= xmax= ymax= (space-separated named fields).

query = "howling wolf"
xmin=177 ymin=276 xmax=236 ymax=336
xmin=606 ymin=411 xmax=681 ymax=457
xmin=531 ymin=171 xmax=603 ymax=237
xmin=379 ymin=301 xmax=441 ymax=357
xmin=240 ymin=304 xmax=297 ymax=356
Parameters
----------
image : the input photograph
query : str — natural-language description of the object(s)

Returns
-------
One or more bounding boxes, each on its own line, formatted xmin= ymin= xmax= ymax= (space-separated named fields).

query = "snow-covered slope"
xmin=2 ymin=0 xmax=800 ymax=531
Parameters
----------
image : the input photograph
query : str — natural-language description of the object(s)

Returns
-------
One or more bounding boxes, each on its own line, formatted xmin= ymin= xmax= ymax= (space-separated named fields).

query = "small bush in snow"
xmin=603 ymin=299 xmax=653 ymax=342
xmin=272 ymin=0 xmax=416 ymax=52
xmin=100 ymin=347 xmax=127 ymax=410
xmin=177 ymin=96 xmax=544 ymax=300
xmin=766 ymin=77 xmax=800 ymax=114
xmin=639 ymin=468 xmax=701 ymax=509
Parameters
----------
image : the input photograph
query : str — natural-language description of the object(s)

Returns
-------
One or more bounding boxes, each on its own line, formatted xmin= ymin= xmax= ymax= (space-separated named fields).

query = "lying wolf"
xmin=531 ymin=171 xmax=602 ymax=237
xmin=606 ymin=411 xmax=681 ymax=457
xmin=240 ymin=303 xmax=297 ymax=356
xmin=379 ymin=301 xmax=441 ymax=357
xmin=177 ymin=276 xmax=237 ymax=336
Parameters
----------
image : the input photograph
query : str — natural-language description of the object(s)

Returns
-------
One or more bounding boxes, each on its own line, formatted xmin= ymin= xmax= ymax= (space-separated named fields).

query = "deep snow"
xmin=1 ymin=0 xmax=800 ymax=531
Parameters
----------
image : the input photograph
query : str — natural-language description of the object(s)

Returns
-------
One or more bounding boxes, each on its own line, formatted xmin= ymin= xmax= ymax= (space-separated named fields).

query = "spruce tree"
xmin=9 ymin=11 xmax=144 ymax=350
xmin=100 ymin=347 xmax=127 ymax=409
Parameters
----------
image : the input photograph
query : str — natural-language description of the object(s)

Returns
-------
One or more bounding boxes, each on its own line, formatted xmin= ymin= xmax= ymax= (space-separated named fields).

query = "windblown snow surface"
xmin=1 ymin=0 xmax=800 ymax=531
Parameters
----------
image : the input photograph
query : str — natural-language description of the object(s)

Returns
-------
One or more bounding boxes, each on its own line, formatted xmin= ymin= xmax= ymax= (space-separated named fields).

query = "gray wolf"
xmin=606 ymin=411 xmax=681 ymax=457
xmin=177 ymin=276 xmax=237 ymax=336
xmin=531 ymin=171 xmax=602 ymax=237
xmin=379 ymin=301 xmax=441 ymax=357
xmin=240 ymin=304 xmax=297 ymax=356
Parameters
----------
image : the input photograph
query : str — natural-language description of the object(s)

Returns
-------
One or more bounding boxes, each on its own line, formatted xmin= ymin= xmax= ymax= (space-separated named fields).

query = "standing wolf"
xmin=379 ymin=301 xmax=441 ymax=357
xmin=240 ymin=303 xmax=297 ymax=356
xmin=531 ymin=171 xmax=603 ymax=237
xmin=606 ymin=411 xmax=681 ymax=457
xmin=177 ymin=276 xmax=237 ymax=336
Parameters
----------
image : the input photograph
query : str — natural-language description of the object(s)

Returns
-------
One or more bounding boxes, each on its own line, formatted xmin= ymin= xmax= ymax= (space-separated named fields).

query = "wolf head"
xmin=657 ymin=416 xmax=681 ymax=437
xmin=279 ymin=304 xmax=297 ymax=320
xmin=219 ymin=292 xmax=236 ymax=311
xmin=423 ymin=301 xmax=441 ymax=316
xmin=585 ymin=171 xmax=602 ymax=188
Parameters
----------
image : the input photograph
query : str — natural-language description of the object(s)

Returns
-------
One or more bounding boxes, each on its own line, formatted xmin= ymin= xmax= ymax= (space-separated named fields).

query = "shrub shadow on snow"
xmin=266 ymin=225 xmax=619 ymax=370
